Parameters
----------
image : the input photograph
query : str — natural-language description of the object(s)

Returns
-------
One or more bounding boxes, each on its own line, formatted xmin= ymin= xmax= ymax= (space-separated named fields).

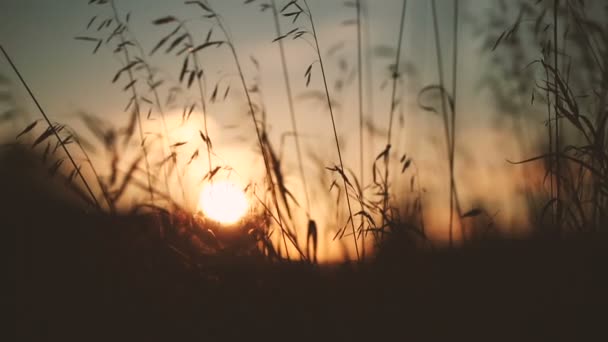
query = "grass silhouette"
xmin=5 ymin=0 xmax=608 ymax=340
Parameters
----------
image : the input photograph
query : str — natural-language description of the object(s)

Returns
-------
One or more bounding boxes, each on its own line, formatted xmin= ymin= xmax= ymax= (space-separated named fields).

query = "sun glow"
xmin=198 ymin=180 xmax=249 ymax=225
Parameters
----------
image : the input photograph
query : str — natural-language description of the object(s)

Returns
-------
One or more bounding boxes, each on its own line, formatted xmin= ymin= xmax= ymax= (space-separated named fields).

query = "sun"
xmin=198 ymin=180 xmax=249 ymax=225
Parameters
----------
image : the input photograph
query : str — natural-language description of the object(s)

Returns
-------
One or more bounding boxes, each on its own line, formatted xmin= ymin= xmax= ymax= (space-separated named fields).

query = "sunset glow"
xmin=198 ymin=181 xmax=249 ymax=225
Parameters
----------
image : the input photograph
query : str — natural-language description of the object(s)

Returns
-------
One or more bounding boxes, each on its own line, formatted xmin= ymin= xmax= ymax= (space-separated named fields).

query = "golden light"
xmin=198 ymin=180 xmax=249 ymax=225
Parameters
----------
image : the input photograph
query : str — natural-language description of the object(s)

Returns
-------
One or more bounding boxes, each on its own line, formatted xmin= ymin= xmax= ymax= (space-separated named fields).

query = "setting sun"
xmin=198 ymin=181 xmax=249 ymax=225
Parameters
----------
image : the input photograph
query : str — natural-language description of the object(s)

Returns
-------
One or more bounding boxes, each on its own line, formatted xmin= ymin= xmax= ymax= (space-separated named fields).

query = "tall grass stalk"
xmin=122 ymin=13 xmax=188 ymax=205
xmin=152 ymin=17 xmax=215 ymax=178
xmin=363 ymin=0 xmax=375 ymax=168
xmin=382 ymin=0 xmax=407 ymax=234
xmin=182 ymin=26 xmax=213 ymax=174
xmin=553 ymin=0 xmax=561 ymax=230
xmin=363 ymin=1 xmax=377 ymax=252
xmin=69 ymin=128 xmax=114 ymax=212
xmin=431 ymin=0 xmax=462 ymax=246
xmin=110 ymin=0 xmax=154 ymax=203
xmin=356 ymin=0 xmax=364 ymax=192
xmin=356 ymin=0 xmax=366 ymax=258
xmin=0 ymin=45 xmax=101 ymax=210
xmin=302 ymin=0 xmax=359 ymax=260
xmin=270 ymin=0 xmax=311 ymax=218
xmin=543 ymin=68 xmax=554 ymax=229
xmin=204 ymin=4 xmax=304 ymax=260
xmin=567 ymin=2 xmax=607 ymax=228
xmin=450 ymin=0 xmax=461 ymax=241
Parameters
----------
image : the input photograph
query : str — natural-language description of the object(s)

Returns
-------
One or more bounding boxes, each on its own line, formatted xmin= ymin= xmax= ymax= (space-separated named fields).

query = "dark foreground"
xmin=8 ymin=149 xmax=608 ymax=341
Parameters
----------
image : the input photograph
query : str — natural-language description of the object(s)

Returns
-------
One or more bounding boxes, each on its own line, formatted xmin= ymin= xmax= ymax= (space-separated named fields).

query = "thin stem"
xmin=303 ymin=0 xmax=359 ymax=260
xmin=110 ymin=0 xmax=154 ymax=203
xmin=363 ymin=0 xmax=378 ymax=246
xmin=356 ymin=0 xmax=366 ymax=258
xmin=382 ymin=0 xmax=407 ymax=234
xmin=0 ymin=45 xmax=102 ymax=211
xmin=129 ymin=22 xmax=188 ymax=206
xmin=356 ymin=0 xmax=364 ymax=191
xmin=363 ymin=0 xmax=375 ymax=171
xmin=386 ymin=0 xmax=407 ymax=144
xmin=270 ymin=0 xmax=311 ymax=218
xmin=431 ymin=0 xmax=457 ymax=246
xmin=545 ymin=68 xmax=555 ymax=226
xmin=567 ymin=1 xmax=605 ymax=76
xmin=187 ymin=34 xmax=213 ymax=173
xmin=451 ymin=0 xmax=460 ymax=241
xmin=554 ymin=0 xmax=562 ymax=230
xmin=213 ymin=12 xmax=305 ymax=260
xmin=69 ymin=128 xmax=114 ymax=212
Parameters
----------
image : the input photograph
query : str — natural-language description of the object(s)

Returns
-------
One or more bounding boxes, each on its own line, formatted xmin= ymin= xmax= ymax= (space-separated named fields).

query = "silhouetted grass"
xmin=5 ymin=0 xmax=608 ymax=339
xmin=9 ymin=145 xmax=608 ymax=340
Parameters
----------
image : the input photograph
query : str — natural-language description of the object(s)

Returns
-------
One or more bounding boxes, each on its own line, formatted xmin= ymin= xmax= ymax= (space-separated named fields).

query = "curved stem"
xmin=356 ymin=0 xmax=366 ymax=258
xmin=130 ymin=21 xmax=188 ymax=206
xmin=432 ymin=0 xmax=462 ymax=246
xmin=212 ymin=11 xmax=305 ymax=260
xmin=110 ymin=0 xmax=154 ymax=203
xmin=303 ymin=0 xmax=359 ymax=260
xmin=554 ymin=0 xmax=562 ymax=229
xmin=451 ymin=0 xmax=462 ymax=241
xmin=0 ymin=45 xmax=102 ymax=211
xmin=382 ymin=0 xmax=407 ymax=236
xmin=271 ymin=0 xmax=311 ymax=218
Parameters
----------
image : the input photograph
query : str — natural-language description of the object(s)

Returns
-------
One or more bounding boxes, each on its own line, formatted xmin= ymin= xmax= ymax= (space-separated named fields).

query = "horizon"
xmin=3 ymin=0 xmax=606 ymax=261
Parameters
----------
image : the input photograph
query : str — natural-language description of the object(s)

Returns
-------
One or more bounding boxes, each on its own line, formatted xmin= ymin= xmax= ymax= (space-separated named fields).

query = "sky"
xmin=0 ymin=0 xmax=538 ymax=260
xmin=0 ymin=0 xmax=495 ymax=124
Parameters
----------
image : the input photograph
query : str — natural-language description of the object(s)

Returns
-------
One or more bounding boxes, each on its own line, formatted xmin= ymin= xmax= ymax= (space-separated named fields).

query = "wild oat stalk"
xmin=381 ymin=0 xmax=407 ymax=237
xmin=270 ymin=0 xmax=311 ymax=218
xmin=0 ymin=45 xmax=102 ymax=211
xmin=485 ymin=0 xmax=608 ymax=232
xmin=356 ymin=0 xmax=364 ymax=194
xmin=430 ymin=0 xmax=463 ymax=246
xmin=185 ymin=0 xmax=305 ymax=260
xmin=553 ymin=0 xmax=562 ymax=230
xmin=363 ymin=0 xmax=375 ymax=170
xmin=68 ymin=127 xmax=114 ymax=212
xmin=149 ymin=16 xmax=215 ymax=175
xmin=300 ymin=0 xmax=360 ymax=260
xmin=109 ymin=0 xmax=155 ymax=203
xmin=450 ymin=0 xmax=461 ymax=241
xmin=272 ymin=0 xmax=360 ymax=258
xmin=355 ymin=0 xmax=367 ymax=258
xmin=118 ymin=10 xmax=189 ymax=205
xmin=180 ymin=24 xmax=214 ymax=173
xmin=567 ymin=1 xmax=608 ymax=229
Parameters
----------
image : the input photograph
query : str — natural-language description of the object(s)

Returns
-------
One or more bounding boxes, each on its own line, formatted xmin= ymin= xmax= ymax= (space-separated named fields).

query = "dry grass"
xmin=1 ymin=0 xmax=606 ymax=263
xmin=5 ymin=1 xmax=608 ymax=340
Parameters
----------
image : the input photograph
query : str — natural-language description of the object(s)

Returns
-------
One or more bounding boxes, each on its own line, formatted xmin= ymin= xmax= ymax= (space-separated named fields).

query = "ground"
xmin=8 ymin=147 xmax=608 ymax=341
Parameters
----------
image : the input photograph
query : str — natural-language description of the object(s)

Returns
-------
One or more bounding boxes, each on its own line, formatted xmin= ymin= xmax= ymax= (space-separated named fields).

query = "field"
xmin=5 ymin=0 xmax=608 ymax=340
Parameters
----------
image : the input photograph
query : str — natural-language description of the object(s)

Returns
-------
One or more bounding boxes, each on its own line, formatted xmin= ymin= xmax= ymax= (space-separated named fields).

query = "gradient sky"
xmin=1 ymin=1 xmax=530 ymax=258
xmin=0 ymin=0 xmax=502 ymax=172
xmin=0 ymin=0 xmax=495 ymax=124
